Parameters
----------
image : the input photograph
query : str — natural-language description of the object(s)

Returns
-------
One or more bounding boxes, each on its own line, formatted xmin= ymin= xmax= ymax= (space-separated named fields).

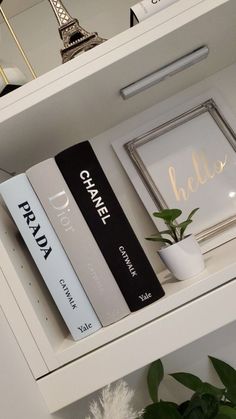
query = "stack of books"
xmin=0 ymin=140 xmax=165 ymax=341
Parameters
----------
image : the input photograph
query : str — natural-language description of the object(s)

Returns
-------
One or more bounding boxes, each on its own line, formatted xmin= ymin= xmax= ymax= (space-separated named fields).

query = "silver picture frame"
xmin=124 ymin=99 xmax=236 ymax=245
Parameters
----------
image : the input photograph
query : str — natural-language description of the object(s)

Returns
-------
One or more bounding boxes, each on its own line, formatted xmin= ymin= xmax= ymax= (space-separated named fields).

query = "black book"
xmin=55 ymin=141 xmax=165 ymax=311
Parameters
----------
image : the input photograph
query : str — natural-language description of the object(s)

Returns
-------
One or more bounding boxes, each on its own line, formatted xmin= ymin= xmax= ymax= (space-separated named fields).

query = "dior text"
xmin=48 ymin=190 xmax=75 ymax=232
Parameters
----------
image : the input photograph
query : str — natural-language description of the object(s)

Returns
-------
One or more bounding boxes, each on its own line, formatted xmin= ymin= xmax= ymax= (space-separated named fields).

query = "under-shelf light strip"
xmin=120 ymin=45 xmax=209 ymax=100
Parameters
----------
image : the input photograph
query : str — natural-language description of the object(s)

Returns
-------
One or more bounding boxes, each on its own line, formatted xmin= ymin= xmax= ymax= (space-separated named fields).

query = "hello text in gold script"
xmin=168 ymin=150 xmax=227 ymax=201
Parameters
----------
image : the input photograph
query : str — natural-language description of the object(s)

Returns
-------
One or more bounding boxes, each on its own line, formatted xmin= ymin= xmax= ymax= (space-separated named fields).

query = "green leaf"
xmin=142 ymin=401 xmax=182 ymax=419
xmin=201 ymin=393 xmax=219 ymax=418
xmin=183 ymin=398 xmax=206 ymax=419
xmin=150 ymin=230 xmax=172 ymax=236
xmin=178 ymin=401 xmax=190 ymax=415
xmin=170 ymin=372 xmax=203 ymax=392
xmin=178 ymin=219 xmax=192 ymax=239
xmin=149 ymin=229 xmax=175 ymax=241
xmin=209 ymin=357 xmax=236 ymax=404
xmin=153 ymin=209 xmax=182 ymax=222
xmin=183 ymin=393 xmax=219 ymax=419
xmin=147 ymin=359 xmax=164 ymax=403
xmin=187 ymin=208 xmax=199 ymax=220
xmin=145 ymin=236 xmax=173 ymax=245
xmin=218 ymin=405 xmax=236 ymax=418
xmin=178 ymin=220 xmax=192 ymax=230
xmin=184 ymin=411 xmax=205 ymax=419
xmin=200 ymin=382 xmax=225 ymax=399
xmin=183 ymin=394 xmax=205 ymax=417
xmin=169 ymin=223 xmax=179 ymax=242
xmin=158 ymin=230 xmax=176 ymax=240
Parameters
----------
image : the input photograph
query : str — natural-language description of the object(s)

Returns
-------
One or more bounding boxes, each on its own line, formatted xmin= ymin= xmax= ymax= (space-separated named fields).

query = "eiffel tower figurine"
xmin=48 ymin=0 xmax=106 ymax=63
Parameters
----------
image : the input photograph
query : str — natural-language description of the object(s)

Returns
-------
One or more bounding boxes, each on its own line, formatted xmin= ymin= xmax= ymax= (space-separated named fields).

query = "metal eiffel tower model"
xmin=48 ymin=0 xmax=106 ymax=63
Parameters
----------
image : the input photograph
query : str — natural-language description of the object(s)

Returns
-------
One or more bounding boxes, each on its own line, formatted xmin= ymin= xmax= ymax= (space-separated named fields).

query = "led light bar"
xmin=120 ymin=45 xmax=209 ymax=100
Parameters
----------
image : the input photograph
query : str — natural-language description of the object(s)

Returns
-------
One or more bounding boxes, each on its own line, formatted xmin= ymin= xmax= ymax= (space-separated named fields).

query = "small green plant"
xmin=146 ymin=208 xmax=199 ymax=246
xmin=140 ymin=356 xmax=236 ymax=419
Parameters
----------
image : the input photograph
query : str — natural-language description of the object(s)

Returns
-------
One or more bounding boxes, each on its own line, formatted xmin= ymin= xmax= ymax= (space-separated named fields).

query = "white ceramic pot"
xmin=158 ymin=234 xmax=205 ymax=281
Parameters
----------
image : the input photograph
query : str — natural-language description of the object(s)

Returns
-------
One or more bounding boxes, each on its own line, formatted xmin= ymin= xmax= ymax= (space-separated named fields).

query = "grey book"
xmin=26 ymin=158 xmax=130 ymax=326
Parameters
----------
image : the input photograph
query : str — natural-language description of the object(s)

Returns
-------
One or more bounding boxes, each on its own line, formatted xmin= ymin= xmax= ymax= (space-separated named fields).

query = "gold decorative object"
xmin=47 ymin=0 xmax=106 ymax=63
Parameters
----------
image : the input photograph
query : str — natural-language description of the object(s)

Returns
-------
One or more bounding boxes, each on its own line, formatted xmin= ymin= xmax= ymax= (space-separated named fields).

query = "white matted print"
xmin=113 ymin=98 xmax=236 ymax=252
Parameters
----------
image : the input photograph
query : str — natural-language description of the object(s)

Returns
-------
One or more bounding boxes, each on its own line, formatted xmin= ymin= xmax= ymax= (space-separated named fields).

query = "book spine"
xmin=26 ymin=159 xmax=130 ymax=326
xmin=55 ymin=141 xmax=165 ymax=311
xmin=0 ymin=174 xmax=101 ymax=340
xmin=130 ymin=0 xmax=179 ymax=26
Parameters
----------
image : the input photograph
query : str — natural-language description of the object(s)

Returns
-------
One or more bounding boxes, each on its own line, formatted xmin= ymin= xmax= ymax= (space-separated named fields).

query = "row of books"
xmin=0 ymin=140 xmax=165 ymax=341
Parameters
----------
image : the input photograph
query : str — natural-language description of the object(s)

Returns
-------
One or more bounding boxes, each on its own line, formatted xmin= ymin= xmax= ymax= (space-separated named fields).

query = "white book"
xmin=0 ymin=174 xmax=101 ymax=341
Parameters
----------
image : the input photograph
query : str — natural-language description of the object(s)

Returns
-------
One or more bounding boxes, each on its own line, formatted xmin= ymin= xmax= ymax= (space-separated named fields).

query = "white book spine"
xmin=26 ymin=159 xmax=130 ymax=326
xmin=130 ymin=0 xmax=179 ymax=25
xmin=0 ymin=174 xmax=101 ymax=341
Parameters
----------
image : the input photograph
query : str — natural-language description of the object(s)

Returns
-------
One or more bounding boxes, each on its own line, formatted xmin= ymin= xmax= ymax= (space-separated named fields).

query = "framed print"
xmin=113 ymin=98 xmax=236 ymax=252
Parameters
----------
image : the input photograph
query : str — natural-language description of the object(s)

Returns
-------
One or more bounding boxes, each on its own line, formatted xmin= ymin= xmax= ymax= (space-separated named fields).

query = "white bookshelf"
xmin=0 ymin=0 xmax=236 ymax=413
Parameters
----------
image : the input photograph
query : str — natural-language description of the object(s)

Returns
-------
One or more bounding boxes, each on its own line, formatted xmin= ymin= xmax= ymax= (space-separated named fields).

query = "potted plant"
xmin=142 ymin=356 xmax=236 ymax=418
xmin=146 ymin=208 xmax=205 ymax=280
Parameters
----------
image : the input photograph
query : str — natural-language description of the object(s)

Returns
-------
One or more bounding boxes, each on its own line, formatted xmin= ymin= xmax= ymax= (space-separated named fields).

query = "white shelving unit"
xmin=0 ymin=0 xmax=236 ymax=413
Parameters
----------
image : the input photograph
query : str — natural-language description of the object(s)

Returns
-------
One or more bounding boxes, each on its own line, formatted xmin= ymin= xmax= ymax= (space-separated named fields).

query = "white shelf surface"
xmin=54 ymin=238 xmax=236 ymax=361
xmin=38 ymin=279 xmax=236 ymax=412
